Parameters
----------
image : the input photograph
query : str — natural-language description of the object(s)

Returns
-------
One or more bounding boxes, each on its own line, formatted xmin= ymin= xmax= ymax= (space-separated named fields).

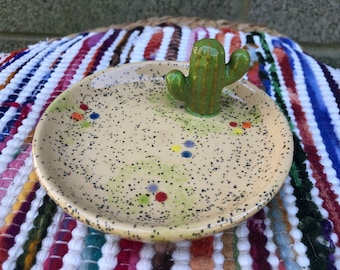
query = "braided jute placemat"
xmin=76 ymin=16 xmax=284 ymax=38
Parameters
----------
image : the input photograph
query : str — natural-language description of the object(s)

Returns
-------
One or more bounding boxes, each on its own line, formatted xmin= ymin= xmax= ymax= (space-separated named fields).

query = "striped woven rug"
xmin=0 ymin=17 xmax=339 ymax=270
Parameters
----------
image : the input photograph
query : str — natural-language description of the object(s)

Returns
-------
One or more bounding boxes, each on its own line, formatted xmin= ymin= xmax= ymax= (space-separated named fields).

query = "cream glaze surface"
xmin=33 ymin=61 xmax=293 ymax=242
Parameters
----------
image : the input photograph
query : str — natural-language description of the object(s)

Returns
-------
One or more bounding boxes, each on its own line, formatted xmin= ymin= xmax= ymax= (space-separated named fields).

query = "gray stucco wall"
xmin=0 ymin=0 xmax=339 ymax=67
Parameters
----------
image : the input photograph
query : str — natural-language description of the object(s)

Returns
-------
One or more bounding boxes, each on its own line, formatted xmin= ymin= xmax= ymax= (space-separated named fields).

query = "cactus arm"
xmin=165 ymin=70 xmax=188 ymax=102
xmin=224 ymin=49 xmax=251 ymax=85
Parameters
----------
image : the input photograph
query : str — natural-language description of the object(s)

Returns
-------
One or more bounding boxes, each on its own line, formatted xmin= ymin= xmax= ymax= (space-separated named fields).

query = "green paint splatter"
xmin=106 ymin=157 xmax=198 ymax=224
xmin=82 ymin=121 xmax=91 ymax=128
xmin=138 ymin=194 xmax=150 ymax=204
xmin=149 ymin=91 xmax=262 ymax=136
xmin=59 ymin=134 xmax=75 ymax=146
xmin=116 ymin=158 xmax=188 ymax=183
xmin=45 ymin=92 xmax=96 ymax=145
xmin=46 ymin=91 xmax=79 ymax=114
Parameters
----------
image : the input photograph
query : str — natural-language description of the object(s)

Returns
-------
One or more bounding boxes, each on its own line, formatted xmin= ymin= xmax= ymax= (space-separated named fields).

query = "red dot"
xmin=155 ymin=192 xmax=167 ymax=202
xmin=80 ymin=103 xmax=89 ymax=111
xmin=229 ymin=122 xmax=238 ymax=127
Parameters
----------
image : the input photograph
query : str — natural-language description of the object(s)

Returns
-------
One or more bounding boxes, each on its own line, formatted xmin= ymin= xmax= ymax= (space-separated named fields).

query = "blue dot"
xmin=90 ymin=112 xmax=100 ymax=120
xmin=181 ymin=151 xmax=192 ymax=158
xmin=147 ymin=184 xmax=158 ymax=193
xmin=184 ymin=140 xmax=195 ymax=148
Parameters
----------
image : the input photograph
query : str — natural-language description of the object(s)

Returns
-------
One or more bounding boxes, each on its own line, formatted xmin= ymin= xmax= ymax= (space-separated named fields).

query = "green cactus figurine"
xmin=166 ymin=38 xmax=250 ymax=117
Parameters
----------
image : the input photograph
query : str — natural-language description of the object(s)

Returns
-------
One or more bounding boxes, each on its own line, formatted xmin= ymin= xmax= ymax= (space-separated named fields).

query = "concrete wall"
xmin=0 ymin=0 xmax=339 ymax=67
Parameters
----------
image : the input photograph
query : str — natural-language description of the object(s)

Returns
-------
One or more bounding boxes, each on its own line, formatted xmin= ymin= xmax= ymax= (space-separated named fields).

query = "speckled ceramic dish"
xmin=32 ymin=61 xmax=293 ymax=242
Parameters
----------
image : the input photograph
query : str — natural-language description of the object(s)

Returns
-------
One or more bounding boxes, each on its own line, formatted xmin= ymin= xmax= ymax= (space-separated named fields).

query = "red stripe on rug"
xmin=43 ymin=214 xmax=77 ymax=270
xmin=274 ymin=47 xmax=340 ymax=246
xmin=190 ymin=236 xmax=214 ymax=269
xmin=114 ymin=239 xmax=144 ymax=270
xmin=42 ymin=33 xmax=103 ymax=113
xmin=143 ymin=29 xmax=164 ymax=60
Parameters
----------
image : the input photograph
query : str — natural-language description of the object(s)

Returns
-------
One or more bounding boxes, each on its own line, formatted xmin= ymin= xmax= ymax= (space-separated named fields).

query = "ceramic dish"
xmin=32 ymin=61 xmax=293 ymax=242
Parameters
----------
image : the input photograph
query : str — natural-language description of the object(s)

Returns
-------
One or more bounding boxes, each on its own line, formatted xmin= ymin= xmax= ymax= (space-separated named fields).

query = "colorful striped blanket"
xmin=0 ymin=19 xmax=339 ymax=270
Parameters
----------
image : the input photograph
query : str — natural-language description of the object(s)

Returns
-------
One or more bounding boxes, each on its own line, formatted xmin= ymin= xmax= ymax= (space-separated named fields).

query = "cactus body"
xmin=166 ymin=38 xmax=250 ymax=117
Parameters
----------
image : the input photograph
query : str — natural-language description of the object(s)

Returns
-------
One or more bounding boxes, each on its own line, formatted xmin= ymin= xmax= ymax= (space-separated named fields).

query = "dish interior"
xmin=33 ymin=61 xmax=293 ymax=242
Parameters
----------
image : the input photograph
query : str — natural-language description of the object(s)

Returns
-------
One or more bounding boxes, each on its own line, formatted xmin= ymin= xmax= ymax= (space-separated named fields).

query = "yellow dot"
xmin=171 ymin=145 xmax=182 ymax=152
xmin=233 ymin=127 xmax=244 ymax=135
